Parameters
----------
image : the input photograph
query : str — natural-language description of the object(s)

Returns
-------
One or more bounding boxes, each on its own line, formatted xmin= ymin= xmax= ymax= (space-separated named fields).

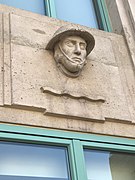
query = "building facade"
xmin=0 ymin=1 xmax=135 ymax=180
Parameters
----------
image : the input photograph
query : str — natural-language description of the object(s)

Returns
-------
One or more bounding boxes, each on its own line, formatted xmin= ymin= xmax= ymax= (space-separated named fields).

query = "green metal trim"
xmin=0 ymin=130 xmax=76 ymax=180
xmin=0 ymin=126 xmax=134 ymax=180
xmin=72 ymin=140 xmax=88 ymax=180
xmin=0 ymin=123 xmax=135 ymax=180
xmin=93 ymin=0 xmax=112 ymax=32
xmin=0 ymin=124 xmax=135 ymax=147
xmin=0 ymin=132 xmax=71 ymax=146
xmin=0 ymin=131 xmax=74 ymax=180
xmin=82 ymin=141 xmax=135 ymax=153
xmin=100 ymin=0 xmax=112 ymax=32
xmin=68 ymin=143 xmax=78 ymax=180
xmin=45 ymin=0 xmax=57 ymax=18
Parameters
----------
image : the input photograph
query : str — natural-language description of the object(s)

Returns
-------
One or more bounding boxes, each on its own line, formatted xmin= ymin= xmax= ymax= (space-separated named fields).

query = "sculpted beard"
xmin=54 ymin=44 xmax=87 ymax=73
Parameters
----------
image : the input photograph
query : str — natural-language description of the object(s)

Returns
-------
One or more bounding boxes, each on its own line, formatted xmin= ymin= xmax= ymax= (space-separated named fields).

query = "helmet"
xmin=46 ymin=24 xmax=95 ymax=55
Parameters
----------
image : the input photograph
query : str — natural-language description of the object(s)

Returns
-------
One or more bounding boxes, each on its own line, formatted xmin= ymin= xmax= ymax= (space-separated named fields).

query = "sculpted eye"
xmin=65 ymin=40 xmax=74 ymax=47
xmin=80 ymin=43 xmax=86 ymax=50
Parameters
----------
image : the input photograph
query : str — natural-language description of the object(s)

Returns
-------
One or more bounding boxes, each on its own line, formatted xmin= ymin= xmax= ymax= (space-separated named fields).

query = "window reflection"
xmin=110 ymin=153 xmax=135 ymax=180
xmin=0 ymin=0 xmax=46 ymax=15
xmin=54 ymin=0 xmax=98 ymax=28
xmin=84 ymin=150 xmax=112 ymax=180
xmin=84 ymin=149 xmax=135 ymax=180
xmin=0 ymin=142 xmax=70 ymax=180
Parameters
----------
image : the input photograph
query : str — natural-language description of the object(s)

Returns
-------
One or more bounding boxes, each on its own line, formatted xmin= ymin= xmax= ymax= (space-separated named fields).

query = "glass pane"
xmin=0 ymin=0 xmax=46 ymax=15
xmin=0 ymin=141 xmax=70 ymax=180
xmin=54 ymin=0 xmax=98 ymax=28
xmin=84 ymin=149 xmax=135 ymax=180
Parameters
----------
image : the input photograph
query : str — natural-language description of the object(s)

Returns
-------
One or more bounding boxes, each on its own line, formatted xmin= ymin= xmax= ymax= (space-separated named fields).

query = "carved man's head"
xmin=46 ymin=25 xmax=95 ymax=78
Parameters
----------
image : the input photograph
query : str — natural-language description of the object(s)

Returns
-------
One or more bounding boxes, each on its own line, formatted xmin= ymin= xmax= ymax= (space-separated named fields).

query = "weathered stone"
xmin=7 ymin=13 xmax=132 ymax=122
xmin=0 ymin=106 xmax=135 ymax=138
xmin=0 ymin=14 xmax=3 ymax=106
xmin=0 ymin=4 xmax=134 ymax=138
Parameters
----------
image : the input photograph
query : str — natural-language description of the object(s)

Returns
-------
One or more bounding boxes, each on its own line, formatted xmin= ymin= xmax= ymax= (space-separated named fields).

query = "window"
xmin=0 ymin=0 xmax=111 ymax=32
xmin=46 ymin=0 xmax=112 ymax=31
xmin=53 ymin=0 xmax=98 ymax=28
xmin=84 ymin=150 xmax=135 ymax=180
xmin=0 ymin=0 xmax=46 ymax=15
xmin=1 ymin=124 xmax=134 ymax=180
xmin=0 ymin=142 xmax=70 ymax=180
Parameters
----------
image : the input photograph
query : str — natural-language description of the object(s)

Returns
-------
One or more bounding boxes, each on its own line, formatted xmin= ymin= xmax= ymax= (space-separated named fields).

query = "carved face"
xmin=54 ymin=36 xmax=87 ymax=77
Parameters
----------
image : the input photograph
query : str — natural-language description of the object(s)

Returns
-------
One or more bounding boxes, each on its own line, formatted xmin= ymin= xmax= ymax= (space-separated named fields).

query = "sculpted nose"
xmin=74 ymin=44 xmax=81 ymax=55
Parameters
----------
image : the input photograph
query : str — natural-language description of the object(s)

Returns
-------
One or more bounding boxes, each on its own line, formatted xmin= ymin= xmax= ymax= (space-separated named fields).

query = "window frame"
xmin=0 ymin=124 xmax=135 ymax=180
xmin=0 ymin=127 xmax=77 ymax=180
xmin=45 ymin=0 xmax=112 ymax=32
xmin=45 ymin=0 xmax=57 ymax=18
xmin=93 ymin=0 xmax=112 ymax=32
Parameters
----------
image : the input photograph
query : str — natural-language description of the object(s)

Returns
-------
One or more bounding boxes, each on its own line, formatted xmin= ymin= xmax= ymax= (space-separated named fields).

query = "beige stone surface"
xmin=0 ymin=13 xmax=12 ymax=106
xmin=3 ymin=13 xmax=12 ymax=105
xmin=117 ymin=0 xmax=135 ymax=67
xmin=0 ymin=107 xmax=135 ymax=138
xmin=106 ymin=0 xmax=135 ymax=69
xmin=0 ymin=14 xmax=3 ymax=105
xmin=0 ymin=12 xmax=134 ymax=123
xmin=105 ymin=0 xmax=123 ymax=34
xmin=128 ymin=0 xmax=135 ymax=31
xmin=0 ymin=5 xmax=134 ymax=137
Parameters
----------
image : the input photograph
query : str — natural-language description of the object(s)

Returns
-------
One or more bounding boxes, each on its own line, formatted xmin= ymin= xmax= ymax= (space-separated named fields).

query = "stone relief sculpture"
xmin=40 ymin=86 xmax=105 ymax=103
xmin=43 ymin=25 xmax=105 ymax=120
xmin=46 ymin=24 xmax=95 ymax=78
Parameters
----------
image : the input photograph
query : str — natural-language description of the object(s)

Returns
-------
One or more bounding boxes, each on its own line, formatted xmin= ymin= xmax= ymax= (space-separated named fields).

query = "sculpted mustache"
xmin=58 ymin=44 xmax=85 ymax=65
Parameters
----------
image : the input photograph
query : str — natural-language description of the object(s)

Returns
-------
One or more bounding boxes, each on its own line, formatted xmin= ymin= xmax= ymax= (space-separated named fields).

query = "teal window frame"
xmin=0 ymin=124 xmax=135 ymax=180
xmin=45 ymin=0 xmax=57 ymax=18
xmin=93 ymin=0 xmax=112 ymax=32
xmin=45 ymin=0 xmax=112 ymax=32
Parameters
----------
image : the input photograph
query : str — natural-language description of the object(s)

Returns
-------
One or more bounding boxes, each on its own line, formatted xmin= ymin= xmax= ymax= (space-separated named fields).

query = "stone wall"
xmin=0 ymin=4 xmax=135 ymax=138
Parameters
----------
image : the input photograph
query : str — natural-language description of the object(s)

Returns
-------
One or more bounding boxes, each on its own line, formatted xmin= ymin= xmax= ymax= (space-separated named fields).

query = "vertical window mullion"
xmin=94 ymin=0 xmax=112 ymax=32
xmin=45 ymin=0 xmax=57 ymax=18
xmin=100 ymin=0 xmax=112 ymax=32
xmin=72 ymin=140 xmax=87 ymax=180
xmin=68 ymin=143 xmax=78 ymax=180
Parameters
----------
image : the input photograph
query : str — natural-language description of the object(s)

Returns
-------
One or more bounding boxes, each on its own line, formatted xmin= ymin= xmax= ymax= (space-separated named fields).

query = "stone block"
xmin=0 ymin=12 xmax=133 ymax=123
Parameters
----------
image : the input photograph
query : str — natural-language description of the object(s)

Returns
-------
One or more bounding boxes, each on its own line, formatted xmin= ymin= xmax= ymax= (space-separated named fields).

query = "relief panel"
xmin=1 ymin=13 xmax=133 ymax=122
